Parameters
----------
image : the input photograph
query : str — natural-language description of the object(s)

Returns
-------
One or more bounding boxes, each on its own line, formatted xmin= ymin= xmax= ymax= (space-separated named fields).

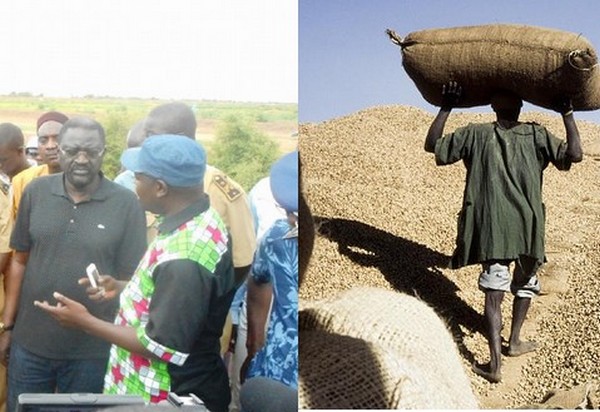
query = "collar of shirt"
xmin=49 ymin=172 xmax=111 ymax=202
xmin=157 ymin=194 xmax=210 ymax=234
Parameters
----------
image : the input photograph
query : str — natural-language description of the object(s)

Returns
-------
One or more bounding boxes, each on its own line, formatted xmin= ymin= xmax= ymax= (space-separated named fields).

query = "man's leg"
xmin=56 ymin=357 xmax=107 ymax=394
xmin=508 ymin=256 xmax=540 ymax=356
xmin=7 ymin=342 xmax=56 ymax=412
xmin=472 ymin=290 xmax=504 ymax=383
xmin=508 ymin=296 xmax=538 ymax=356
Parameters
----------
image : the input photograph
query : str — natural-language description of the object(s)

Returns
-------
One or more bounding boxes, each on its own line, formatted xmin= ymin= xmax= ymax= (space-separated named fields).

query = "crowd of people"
xmin=0 ymin=103 xmax=298 ymax=412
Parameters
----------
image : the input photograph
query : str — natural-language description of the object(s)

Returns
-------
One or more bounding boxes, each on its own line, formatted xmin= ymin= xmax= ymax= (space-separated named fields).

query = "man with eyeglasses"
xmin=11 ymin=111 xmax=69 ymax=219
xmin=0 ymin=117 xmax=147 ymax=412
xmin=36 ymin=135 xmax=235 ymax=412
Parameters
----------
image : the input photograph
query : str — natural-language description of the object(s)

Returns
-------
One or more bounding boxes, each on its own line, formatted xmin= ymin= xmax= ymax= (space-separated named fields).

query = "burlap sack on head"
xmin=387 ymin=24 xmax=600 ymax=111
xmin=298 ymin=287 xmax=478 ymax=409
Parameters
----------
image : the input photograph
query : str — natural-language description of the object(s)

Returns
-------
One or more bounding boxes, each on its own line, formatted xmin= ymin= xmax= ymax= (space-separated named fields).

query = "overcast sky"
xmin=0 ymin=0 xmax=297 ymax=103
xmin=300 ymin=0 xmax=600 ymax=124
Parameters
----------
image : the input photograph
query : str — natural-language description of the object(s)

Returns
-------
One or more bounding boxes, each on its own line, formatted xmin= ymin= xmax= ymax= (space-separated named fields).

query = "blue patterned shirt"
xmin=247 ymin=219 xmax=298 ymax=388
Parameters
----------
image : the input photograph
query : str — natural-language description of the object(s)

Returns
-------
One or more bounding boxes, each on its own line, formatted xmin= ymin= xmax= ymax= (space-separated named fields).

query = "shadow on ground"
xmin=314 ymin=215 xmax=483 ymax=363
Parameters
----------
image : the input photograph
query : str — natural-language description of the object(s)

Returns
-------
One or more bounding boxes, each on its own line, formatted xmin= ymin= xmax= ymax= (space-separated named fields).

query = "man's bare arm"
xmin=425 ymin=81 xmax=462 ymax=153
xmin=554 ymin=98 xmax=583 ymax=162
xmin=0 ymin=251 xmax=28 ymax=365
xmin=0 ymin=253 xmax=8 ymax=276
xmin=562 ymin=113 xmax=583 ymax=162
xmin=2 ymin=251 xmax=28 ymax=327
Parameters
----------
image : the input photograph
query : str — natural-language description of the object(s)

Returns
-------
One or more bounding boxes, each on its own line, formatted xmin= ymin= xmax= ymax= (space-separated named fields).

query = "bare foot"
xmin=508 ymin=340 xmax=538 ymax=357
xmin=471 ymin=362 xmax=502 ymax=383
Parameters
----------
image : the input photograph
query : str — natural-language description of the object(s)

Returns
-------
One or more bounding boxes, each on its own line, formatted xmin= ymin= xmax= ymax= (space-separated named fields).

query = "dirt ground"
xmin=299 ymin=105 xmax=600 ymax=409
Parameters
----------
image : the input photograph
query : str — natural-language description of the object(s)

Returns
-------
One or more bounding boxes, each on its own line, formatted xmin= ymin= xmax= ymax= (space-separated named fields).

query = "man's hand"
xmin=240 ymin=336 xmax=266 ymax=385
xmin=441 ymin=81 xmax=462 ymax=108
xmin=227 ymin=324 xmax=238 ymax=354
xmin=553 ymin=96 xmax=574 ymax=116
xmin=425 ymin=81 xmax=461 ymax=153
xmin=79 ymin=274 xmax=122 ymax=301
xmin=0 ymin=333 xmax=11 ymax=367
xmin=240 ymin=353 xmax=254 ymax=386
xmin=34 ymin=292 xmax=91 ymax=329
xmin=554 ymin=96 xmax=583 ymax=162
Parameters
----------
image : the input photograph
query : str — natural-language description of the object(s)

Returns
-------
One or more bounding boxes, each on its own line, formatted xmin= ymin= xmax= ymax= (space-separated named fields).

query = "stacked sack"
xmin=387 ymin=24 xmax=600 ymax=111
xmin=298 ymin=287 xmax=479 ymax=409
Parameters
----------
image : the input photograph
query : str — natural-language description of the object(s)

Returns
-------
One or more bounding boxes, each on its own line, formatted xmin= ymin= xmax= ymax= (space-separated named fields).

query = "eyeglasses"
xmin=58 ymin=147 xmax=105 ymax=159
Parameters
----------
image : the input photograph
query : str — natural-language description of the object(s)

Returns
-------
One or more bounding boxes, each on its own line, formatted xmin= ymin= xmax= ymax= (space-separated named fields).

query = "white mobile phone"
xmin=86 ymin=263 xmax=100 ymax=288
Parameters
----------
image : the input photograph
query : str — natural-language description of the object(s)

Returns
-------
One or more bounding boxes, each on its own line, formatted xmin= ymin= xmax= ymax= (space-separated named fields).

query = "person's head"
xmin=270 ymin=150 xmax=300 ymax=237
xmin=37 ymin=111 xmax=69 ymax=172
xmin=121 ymin=134 xmax=206 ymax=215
xmin=491 ymin=89 xmax=522 ymax=121
xmin=126 ymin=119 xmax=146 ymax=149
xmin=57 ymin=117 xmax=106 ymax=191
xmin=0 ymin=123 xmax=29 ymax=178
xmin=25 ymin=135 xmax=40 ymax=164
xmin=143 ymin=102 xmax=197 ymax=139
xmin=270 ymin=150 xmax=298 ymax=215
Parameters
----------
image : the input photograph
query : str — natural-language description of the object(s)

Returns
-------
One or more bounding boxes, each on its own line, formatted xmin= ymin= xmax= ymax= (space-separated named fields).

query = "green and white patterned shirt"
xmin=104 ymin=197 xmax=234 ymax=405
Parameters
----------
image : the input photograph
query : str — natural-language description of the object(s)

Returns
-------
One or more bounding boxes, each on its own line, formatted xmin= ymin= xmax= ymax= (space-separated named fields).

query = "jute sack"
xmin=387 ymin=24 xmax=600 ymax=111
xmin=298 ymin=287 xmax=478 ymax=409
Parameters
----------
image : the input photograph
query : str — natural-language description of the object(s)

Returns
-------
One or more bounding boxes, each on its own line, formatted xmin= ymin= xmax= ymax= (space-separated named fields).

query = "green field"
xmin=0 ymin=95 xmax=298 ymax=190
xmin=0 ymin=94 xmax=297 ymax=137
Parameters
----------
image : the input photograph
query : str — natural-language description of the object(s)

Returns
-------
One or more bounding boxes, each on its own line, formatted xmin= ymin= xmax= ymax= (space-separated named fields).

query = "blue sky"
xmin=299 ymin=0 xmax=600 ymax=124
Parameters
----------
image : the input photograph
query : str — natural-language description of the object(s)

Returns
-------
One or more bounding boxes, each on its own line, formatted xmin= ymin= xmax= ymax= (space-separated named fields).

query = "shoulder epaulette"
xmin=213 ymin=174 xmax=242 ymax=202
xmin=0 ymin=181 xmax=9 ymax=196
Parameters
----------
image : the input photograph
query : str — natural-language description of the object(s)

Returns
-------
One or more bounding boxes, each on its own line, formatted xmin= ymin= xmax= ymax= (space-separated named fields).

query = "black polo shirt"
xmin=10 ymin=173 xmax=147 ymax=360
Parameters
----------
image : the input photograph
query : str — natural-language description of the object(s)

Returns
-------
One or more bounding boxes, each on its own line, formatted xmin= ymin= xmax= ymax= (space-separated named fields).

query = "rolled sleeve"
xmin=137 ymin=328 xmax=189 ymax=366
xmin=251 ymin=239 xmax=274 ymax=285
xmin=534 ymin=125 xmax=572 ymax=171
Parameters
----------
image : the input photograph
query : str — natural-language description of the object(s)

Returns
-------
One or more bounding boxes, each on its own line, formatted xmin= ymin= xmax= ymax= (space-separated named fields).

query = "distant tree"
xmin=210 ymin=115 xmax=280 ymax=191
xmin=99 ymin=110 xmax=139 ymax=179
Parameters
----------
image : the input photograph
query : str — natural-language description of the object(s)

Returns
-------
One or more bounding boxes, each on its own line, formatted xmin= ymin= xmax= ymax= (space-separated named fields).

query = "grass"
xmin=0 ymin=95 xmax=297 ymax=137
xmin=0 ymin=95 xmax=298 ymax=183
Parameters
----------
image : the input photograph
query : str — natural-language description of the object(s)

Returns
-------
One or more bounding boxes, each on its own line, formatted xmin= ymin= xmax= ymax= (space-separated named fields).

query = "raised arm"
xmin=555 ymin=99 xmax=583 ymax=162
xmin=425 ymin=81 xmax=462 ymax=153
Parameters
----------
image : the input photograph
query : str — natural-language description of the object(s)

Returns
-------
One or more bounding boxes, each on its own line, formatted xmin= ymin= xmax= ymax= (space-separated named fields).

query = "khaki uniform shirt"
xmin=12 ymin=164 xmax=49 ymax=219
xmin=0 ymin=176 xmax=10 ymax=412
xmin=0 ymin=179 xmax=11 ymax=254
xmin=204 ymin=165 xmax=256 ymax=268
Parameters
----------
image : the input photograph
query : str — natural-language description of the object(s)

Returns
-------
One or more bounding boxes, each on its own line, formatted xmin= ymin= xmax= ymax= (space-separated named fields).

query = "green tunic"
xmin=435 ymin=122 xmax=571 ymax=269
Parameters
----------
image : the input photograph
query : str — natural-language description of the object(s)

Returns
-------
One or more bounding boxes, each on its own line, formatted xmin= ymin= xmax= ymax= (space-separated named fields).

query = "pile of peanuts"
xmin=299 ymin=104 xmax=600 ymax=408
